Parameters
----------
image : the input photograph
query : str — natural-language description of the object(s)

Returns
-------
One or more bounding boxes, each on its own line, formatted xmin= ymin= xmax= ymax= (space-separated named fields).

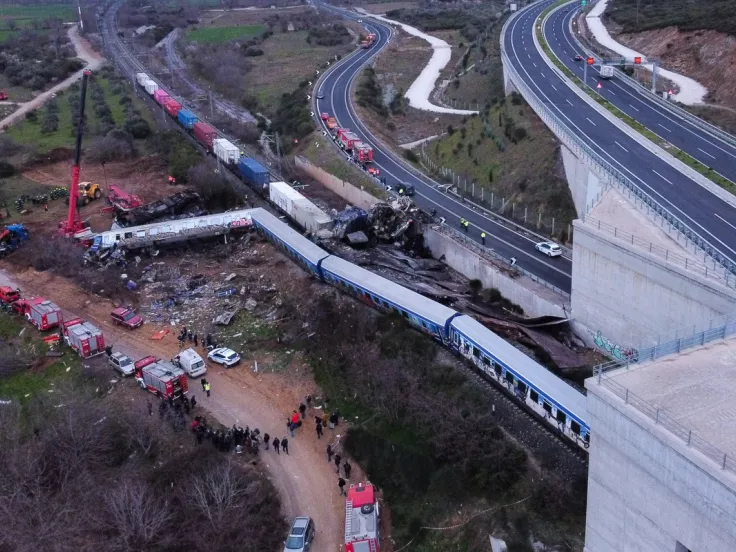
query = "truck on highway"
xmin=361 ymin=32 xmax=377 ymax=48
xmin=336 ymin=128 xmax=361 ymax=152
xmin=599 ymin=65 xmax=614 ymax=79
xmin=353 ymin=142 xmax=374 ymax=163
xmin=326 ymin=117 xmax=338 ymax=131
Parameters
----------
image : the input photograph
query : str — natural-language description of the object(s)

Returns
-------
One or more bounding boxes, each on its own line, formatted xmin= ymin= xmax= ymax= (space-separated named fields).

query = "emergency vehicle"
xmin=17 ymin=298 xmax=62 ymax=330
xmin=344 ymin=482 xmax=380 ymax=552
xmin=135 ymin=356 xmax=189 ymax=400
xmin=62 ymin=318 xmax=105 ymax=358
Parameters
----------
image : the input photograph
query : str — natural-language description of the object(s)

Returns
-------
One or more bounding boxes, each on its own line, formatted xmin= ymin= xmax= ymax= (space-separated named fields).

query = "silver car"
xmin=283 ymin=517 xmax=314 ymax=552
xmin=109 ymin=352 xmax=135 ymax=376
xmin=535 ymin=241 xmax=563 ymax=257
xmin=207 ymin=347 xmax=241 ymax=367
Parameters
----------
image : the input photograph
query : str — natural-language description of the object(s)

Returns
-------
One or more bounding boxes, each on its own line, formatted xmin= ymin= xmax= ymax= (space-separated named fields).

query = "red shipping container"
xmin=192 ymin=122 xmax=217 ymax=151
xmin=164 ymin=98 xmax=182 ymax=118
xmin=153 ymin=88 xmax=170 ymax=105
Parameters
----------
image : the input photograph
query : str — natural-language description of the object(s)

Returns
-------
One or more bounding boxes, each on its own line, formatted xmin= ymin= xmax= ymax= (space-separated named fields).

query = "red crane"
xmin=59 ymin=69 xmax=92 ymax=237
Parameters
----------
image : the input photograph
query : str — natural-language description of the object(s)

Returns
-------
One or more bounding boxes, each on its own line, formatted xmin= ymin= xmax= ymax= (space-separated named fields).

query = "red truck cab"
xmin=0 ymin=286 xmax=20 ymax=303
xmin=111 ymin=307 xmax=143 ymax=329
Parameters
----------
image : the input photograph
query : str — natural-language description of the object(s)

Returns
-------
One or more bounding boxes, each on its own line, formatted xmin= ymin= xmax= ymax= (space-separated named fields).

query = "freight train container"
xmin=26 ymin=299 xmax=62 ymax=330
xmin=177 ymin=109 xmax=198 ymax=129
xmin=164 ymin=98 xmax=182 ymax=117
xmin=135 ymin=356 xmax=188 ymax=399
xmin=213 ymin=138 xmax=240 ymax=164
xmin=136 ymin=72 xmax=150 ymax=86
xmin=238 ymin=158 xmax=270 ymax=190
xmin=192 ymin=122 xmax=217 ymax=151
xmin=144 ymin=79 xmax=158 ymax=95
xmin=63 ymin=318 xmax=105 ymax=358
xmin=269 ymin=181 xmax=332 ymax=234
xmin=337 ymin=129 xmax=361 ymax=152
xmin=153 ymin=89 xmax=170 ymax=105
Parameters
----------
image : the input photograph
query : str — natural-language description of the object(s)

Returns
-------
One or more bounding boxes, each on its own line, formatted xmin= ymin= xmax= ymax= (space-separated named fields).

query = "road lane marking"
xmin=566 ymin=99 xmax=573 ymax=106
xmin=586 ymin=117 xmax=596 ymax=126
xmin=551 ymin=84 xmax=557 ymax=91
xmin=652 ymin=170 xmax=673 ymax=185
xmin=533 ymin=62 xmax=537 ymax=68
xmin=628 ymin=103 xmax=640 ymax=112
xmin=615 ymin=141 xmax=628 ymax=152
xmin=715 ymin=213 xmax=736 ymax=231
xmin=698 ymin=147 xmax=716 ymax=160
xmin=659 ymin=123 xmax=672 ymax=132
xmin=608 ymin=90 xmax=615 ymax=95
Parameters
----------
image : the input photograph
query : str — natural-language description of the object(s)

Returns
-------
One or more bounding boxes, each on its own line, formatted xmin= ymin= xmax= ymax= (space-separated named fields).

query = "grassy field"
xmin=0 ymin=3 xmax=75 ymax=42
xmin=607 ymin=0 xmax=736 ymax=36
xmin=7 ymin=75 xmax=155 ymax=153
xmin=186 ymin=23 xmax=266 ymax=43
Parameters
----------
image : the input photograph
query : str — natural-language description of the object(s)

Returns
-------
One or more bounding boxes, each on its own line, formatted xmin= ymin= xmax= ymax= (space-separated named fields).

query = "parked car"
xmin=283 ymin=517 xmax=315 ymax=552
xmin=574 ymin=54 xmax=584 ymax=62
xmin=320 ymin=112 xmax=330 ymax=121
xmin=316 ymin=92 xmax=324 ymax=100
xmin=535 ymin=241 xmax=563 ymax=257
xmin=173 ymin=348 xmax=207 ymax=378
xmin=207 ymin=347 xmax=241 ymax=367
xmin=109 ymin=352 xmax=135 ymax=376
xmin=111 ymin=307 xmax=143 ymax=329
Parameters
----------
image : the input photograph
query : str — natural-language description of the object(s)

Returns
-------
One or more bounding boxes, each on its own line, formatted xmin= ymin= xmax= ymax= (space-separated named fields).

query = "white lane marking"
xmin=566 ymin=99 xmax=573 ymax=106
xmin=608 ymin=89 xmax=615 ymax=95
xmin=698 ymin=147 xmax=716 ymax=160
xmin=615 ymin=141 xmax=628 ymax=152
xmin=715 ymin=213 xmax=736 ymax=231
xmin=533 ymin=62 xmax=537 ymax=68
xmin=659 ymin=123 xmax=672 ymax=133
xmin=586 ymin=117 xmax=596 ymax=126
xmin=628 ymin=103 xmax=640 ymax=112
xmin=551 ymin=84 xmax=557 ymax=91
xmin=652 ymin=170 xmax=673 ymax=185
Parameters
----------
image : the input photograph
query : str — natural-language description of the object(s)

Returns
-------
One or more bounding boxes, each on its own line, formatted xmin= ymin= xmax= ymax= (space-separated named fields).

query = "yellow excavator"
xmin=66 ymin=181 xmax=102 ymax=206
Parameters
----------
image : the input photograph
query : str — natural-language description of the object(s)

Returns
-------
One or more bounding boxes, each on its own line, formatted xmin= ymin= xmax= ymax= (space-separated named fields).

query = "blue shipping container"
xmin=177 ymin=109 xmax=198 ymax=130
xmin=238 ymin=158 xmax=270 ymax=187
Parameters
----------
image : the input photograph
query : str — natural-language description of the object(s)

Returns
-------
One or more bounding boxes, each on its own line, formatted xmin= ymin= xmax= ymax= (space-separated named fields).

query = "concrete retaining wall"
xmin=572 ymin=220 xmax=736 ymax=348
xmin=560 ymin=143 xmax=604 ymax=216
xmin=294 ymin=156 xmax=380 ymax=211
xmin=424 ymin=228 xmax=568 ymax=318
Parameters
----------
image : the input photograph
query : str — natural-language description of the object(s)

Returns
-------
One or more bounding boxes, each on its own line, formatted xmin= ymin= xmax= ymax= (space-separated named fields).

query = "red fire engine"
xmin=344 ymin=482 xmax=380 ymax=552
xmin=135 ymin=356 xmax=188 ymax=400
xmin=353 ymin=142 xmax=374 ymax=163
xmin=62 ymin=318 xmax=105 ymax=358
xmin=336 ymin=128 xmax=362 ymax=152
xmin=15 ymin=298 xmax=62 ymax=330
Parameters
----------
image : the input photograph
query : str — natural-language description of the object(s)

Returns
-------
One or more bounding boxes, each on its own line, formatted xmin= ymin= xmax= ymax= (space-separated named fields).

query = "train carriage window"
xmin=493 ymin=364 xmax=502 ymax=376
xmin=570 ymin=420 xmax=581 ymax=435
xmin=542 ymin=400 xmax=552 ymax=415
xmin=472 ymin=346 xmax=480 ymax=358
xmin=401 ymin=310 xmax=409 ymax=319
xmin=530 ymin=389 xmax=539 ymax=403
xmin=482 ymin=355 xmax=490 ymax=366
xmin=556 ymin=410 xmax=566 ymax=425
xmin=505 ymin=371 xmax=514 ymax=385
xmin=517 ymin=381 xmax=527 ymax=395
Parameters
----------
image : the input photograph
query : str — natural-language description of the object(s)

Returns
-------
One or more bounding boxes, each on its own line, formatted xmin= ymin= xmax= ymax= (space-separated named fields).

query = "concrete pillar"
xmin=560 ymin=144 xmax=604 ymax=217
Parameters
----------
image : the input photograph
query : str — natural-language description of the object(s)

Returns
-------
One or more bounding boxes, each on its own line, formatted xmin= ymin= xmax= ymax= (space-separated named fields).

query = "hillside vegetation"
xmin=608 ymin=0 xmax=736 ymax=36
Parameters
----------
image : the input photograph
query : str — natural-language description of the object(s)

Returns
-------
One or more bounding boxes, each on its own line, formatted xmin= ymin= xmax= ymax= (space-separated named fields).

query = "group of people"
xmin=151 ymin=392 xmax=198 ymax=432
xmin=177 ymin=326 xmax=219 ymax=351
xmin=191 ymin=416 xmax=264 ymax=453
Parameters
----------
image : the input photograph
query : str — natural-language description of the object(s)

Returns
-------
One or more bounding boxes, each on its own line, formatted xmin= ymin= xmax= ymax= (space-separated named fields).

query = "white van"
xmin=172 ymin=348 xmax=207 ymax=378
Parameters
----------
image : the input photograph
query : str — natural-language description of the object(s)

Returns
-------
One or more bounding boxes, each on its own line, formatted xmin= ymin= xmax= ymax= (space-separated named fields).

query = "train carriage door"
xmin=556 ymin=409 xmax=567 ymax=430
xmin=570 ymin=419 xmax=581 ymax=437
xmin=542 ymin=399 xmax=553 ymax=418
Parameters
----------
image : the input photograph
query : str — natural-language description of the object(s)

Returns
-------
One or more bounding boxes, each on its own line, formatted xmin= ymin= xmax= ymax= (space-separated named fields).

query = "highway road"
xmin=504 ymin=0 xmax=736 ymax=268
xmin=546 ymin=4 xmax=736 ymax=186
xmin=314 ymin=2 xmax=574 ymax=293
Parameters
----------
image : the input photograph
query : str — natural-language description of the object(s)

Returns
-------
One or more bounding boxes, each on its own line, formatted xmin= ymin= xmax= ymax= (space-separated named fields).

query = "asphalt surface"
xmin=314 ymin=2 xmax=574 ymax=293
xmin=547 ymin=5 xmax=736 ymax=185
xmin=505 ymin=0 xmax=736 ymax=266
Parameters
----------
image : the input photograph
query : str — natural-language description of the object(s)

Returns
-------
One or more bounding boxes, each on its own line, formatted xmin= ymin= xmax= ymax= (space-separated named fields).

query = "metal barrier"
xmin=594 ymin=361 xmax=736 ymax=475
xmin=583 ymin=216 xmax=735 ymax=289
xmin=499 ymin=4 xmax=736 ymax=278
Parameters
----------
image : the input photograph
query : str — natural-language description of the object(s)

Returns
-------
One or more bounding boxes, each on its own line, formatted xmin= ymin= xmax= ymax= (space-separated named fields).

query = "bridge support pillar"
xmin=503 ymin=63 xmax=518 ymax=96
xmin=560 ymin=143 xmax=604 ymax=217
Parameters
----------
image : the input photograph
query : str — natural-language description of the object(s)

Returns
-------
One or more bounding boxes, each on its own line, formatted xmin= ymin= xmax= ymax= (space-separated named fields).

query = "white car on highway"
xmin=207 ymin=347 xmax=241 ymax=367
xmin=535 ymin=241 xmax=562 ymax=257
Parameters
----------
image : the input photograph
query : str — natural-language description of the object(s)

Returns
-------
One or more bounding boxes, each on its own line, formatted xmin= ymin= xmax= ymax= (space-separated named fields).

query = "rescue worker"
xmin=204 ymin=381 xmax=211 ymax=398
xmin=463 ymin=220 xmax=470 ymax=233
xmin=338 ymin=477 xmax=347 ymax=496
xmin=264 ymin=433 xmax=270 ymax=450
xmin=44 ymin=203 xmax=48 ymax=212
xmin=334 ymin=454 xmax=342 ymax=473
xmin=316 ymin=421 xmax=323 ymax=439
xmin=344 ymin=461 xmax=352 ymax=479
xmin=321 ymin=412 xmax=329 ymax=427
xmin=147 ymin=401 xmax=153 ymax=416
xmin=272 ymin=437 xmax=280 ymax=454
xmin=305 ymin=394 xmax=312 ymax=407
xmin=327 ymin=444 xmax=334 ymax=462
xmin=190 ymin=396 xmax=197 ymax=409
xmin=194 ymin=333 xmax=198 ymax=347
xmin=329 ymin=412 xmax=338 ymax=429
xmin=481 ymin=232 xmax=486 ymax=245
xmin=201 ymin=378 xmax=208 ymax=392
xmin=460 ymin=217 xmax=465 ymax=229
xmin=298 ymin=403 xmax=307 ymax=419
xmin=281 ymin=437 xmax=289 ymax=455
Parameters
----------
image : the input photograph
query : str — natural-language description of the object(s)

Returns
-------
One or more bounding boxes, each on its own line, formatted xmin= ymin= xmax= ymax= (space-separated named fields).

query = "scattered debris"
xmin=213 ymin=309 xmax=239 ymax=326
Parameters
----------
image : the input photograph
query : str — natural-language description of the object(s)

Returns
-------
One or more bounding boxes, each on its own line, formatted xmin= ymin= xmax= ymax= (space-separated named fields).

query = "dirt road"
xmin=0 ymin=25 xmax=104 ymax=129
xmin=0 ymin=267 xmax=348 ymax=552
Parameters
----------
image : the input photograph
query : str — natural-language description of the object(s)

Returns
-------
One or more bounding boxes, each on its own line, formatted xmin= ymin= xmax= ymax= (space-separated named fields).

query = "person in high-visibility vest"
xmin=460 ymin=217 xmax=465 ymax=229
xmin=399 ymin=187 xmax=404 ymax=195
xmin=463 ymin=220 xmax=469 ymax=233
xmin=481 ymin=232 xmax=486 ymax=245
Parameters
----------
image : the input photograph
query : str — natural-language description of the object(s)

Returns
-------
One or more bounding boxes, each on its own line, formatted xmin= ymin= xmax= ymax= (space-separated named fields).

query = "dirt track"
xmin=0 ymin=25 xmax=104 ymax=129
xmin=0 ymin=266 xmax=351 ymax=552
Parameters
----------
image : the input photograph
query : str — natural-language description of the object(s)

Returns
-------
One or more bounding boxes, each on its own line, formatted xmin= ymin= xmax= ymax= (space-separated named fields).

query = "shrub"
xmin=0 ymin=161 xmax=15 ymax=178
xmin=25 ymin=110 xmax=38 ymax=122
xmin=404 ymin=149 xmax=419 ymax=163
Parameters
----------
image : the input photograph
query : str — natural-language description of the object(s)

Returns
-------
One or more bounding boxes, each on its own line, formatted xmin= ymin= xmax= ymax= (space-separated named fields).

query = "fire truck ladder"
xmin=344 ymin=500 xmax=353 ymax=542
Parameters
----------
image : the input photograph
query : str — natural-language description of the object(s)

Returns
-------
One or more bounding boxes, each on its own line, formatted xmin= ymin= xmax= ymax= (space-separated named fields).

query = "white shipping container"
xmin=213 ymin=138 xmax=239 ymax=164
xmin=269 ymin=181 xmax=331 ymax=234
xmin=136 ymin=72 xmax=150 ymax=86
xmin=144 ymin=79 xmax=158 ymax=95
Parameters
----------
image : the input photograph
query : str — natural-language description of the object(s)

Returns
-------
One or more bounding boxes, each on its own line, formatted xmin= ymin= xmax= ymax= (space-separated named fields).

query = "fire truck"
xmin=336 ymin=128 xmax=362 ymax=153
xmin=326 ymin=117 xmax=338 ymax=131
xmin=344 ymin=482 xmax=380 ymax=552
xmin=15 ymin=298 xmax=63 ymax=330
xmin=62 ymin=318 xmax=105 ymax=358
xmin=360 ymin=33 xmax=377 ymax=48
xmin=353 ymin=142 xmax=374 ymax=164
xmin=135 ymin=356 xmax=188 ymax=400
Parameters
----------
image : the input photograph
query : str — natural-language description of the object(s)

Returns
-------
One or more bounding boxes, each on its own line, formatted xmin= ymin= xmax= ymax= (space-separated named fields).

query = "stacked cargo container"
xmin=144 ymin=79 xmax=158 ymax=95
xmin=177 ymin=109 xmax=198 ymax=129
xmin=135 ymin=73 xmax=150 ymax=86
xmin=238 ymin=158 xmax=270 ymax=189
xmin=192 ymin=122 xmax=217 ymax=151
xmin=164 ymin=98 xmax=182 ymax=118
xmin=153 ymin=89 xmax=170 ymax=105
xmin=269 ymin=181 xmax=331 ymax=234
xmin=213 ymin=138 xmax=240 ymax=164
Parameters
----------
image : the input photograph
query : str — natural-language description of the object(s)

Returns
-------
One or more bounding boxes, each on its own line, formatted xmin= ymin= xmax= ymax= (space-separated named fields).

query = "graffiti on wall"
xmin=593 ymin=331 xmax=639 ymax=363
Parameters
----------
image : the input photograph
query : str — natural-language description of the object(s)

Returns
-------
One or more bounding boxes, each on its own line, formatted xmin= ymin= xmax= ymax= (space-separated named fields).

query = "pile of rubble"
xmin=328 ymin=199 xmax=432 ymax=246
xmin=115 ymin=191 xmax=204 ymax=227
